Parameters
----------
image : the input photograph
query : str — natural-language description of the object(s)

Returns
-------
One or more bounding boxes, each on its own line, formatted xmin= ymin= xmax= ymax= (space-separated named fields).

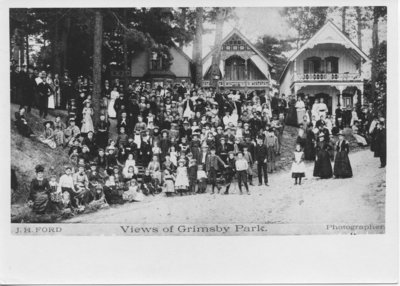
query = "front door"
xmin=342 ymin=93 xmax=354 ymax=109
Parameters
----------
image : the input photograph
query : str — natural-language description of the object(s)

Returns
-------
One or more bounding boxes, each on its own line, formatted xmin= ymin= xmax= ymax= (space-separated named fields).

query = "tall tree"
xmin=281 ymin=7 xmax=328 ymax=49
xmin=123 ymin=9 xmax=128 ymax=91
xmin=370 ymin=6 xmax=387 ymax=102
xmin=341 ymin=6 xmax=347 ymax=34
xmin=92 ymin=10 xmax=103 ymax=126
xmin=355 ymin=7 xmax=363 ymax=50
xmin=210 ymin=8 xmax=226 ymax=90
xmin=254 ymin=35 xmax=290 ymax=81
xmin=193 ymin=7 xmax=204 ymax=86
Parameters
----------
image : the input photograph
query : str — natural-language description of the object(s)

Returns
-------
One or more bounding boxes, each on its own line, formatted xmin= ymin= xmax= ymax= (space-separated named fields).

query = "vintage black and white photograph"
xmin=9 ymin=5 xmax=388 ymax=235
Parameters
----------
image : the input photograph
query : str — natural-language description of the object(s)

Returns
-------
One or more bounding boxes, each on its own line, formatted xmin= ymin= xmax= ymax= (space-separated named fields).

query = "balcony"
xmin=202 ymin=80 xmax=270 ymax=88
xmin=293 ymin=73 xmax=362 ymax=82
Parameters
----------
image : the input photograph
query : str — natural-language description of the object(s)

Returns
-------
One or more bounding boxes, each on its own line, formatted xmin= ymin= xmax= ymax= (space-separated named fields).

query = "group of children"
xmin=17 ymin=73 xmax=387 ymax=217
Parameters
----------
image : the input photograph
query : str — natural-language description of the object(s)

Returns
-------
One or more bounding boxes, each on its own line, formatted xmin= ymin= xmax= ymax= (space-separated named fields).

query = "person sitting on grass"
xmin=64 ymin=118 xmax=80 ymax=148
xmin=141 ymin=169 xmax=157 ymax=196
xmin=38 ymin=120 xmax=57 ymax=149
xmin=28 ymin=164 xmax=50 ymax=214
xmin=15 ymin=106 xmax=35 ymax=138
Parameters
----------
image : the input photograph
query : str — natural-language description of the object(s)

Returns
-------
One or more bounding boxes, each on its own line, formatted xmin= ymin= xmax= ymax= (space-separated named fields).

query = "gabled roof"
xmin=279 ymin=20 xmax=370 ymax=83
xmin=171 ymin=43 xmax=193 ymax=63
xmin=202 ymin=28 xmax=273 ymax=67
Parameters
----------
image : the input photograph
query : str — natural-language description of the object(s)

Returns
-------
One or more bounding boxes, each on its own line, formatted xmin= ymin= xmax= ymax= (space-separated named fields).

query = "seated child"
xmin=141 ymin=169 xmax=157 ymax=196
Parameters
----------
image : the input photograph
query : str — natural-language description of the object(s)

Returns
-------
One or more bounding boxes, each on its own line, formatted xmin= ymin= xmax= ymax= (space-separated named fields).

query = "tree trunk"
xmin=211 ymin=8 xmax=225 ymax=90
xmin=53 ymin=18 xmax=62 ymax=75
xmin=61 ymin=16 xmax=71 ymax=73
xmin=355 ymin=7 xmax=362 ymax=50
xmin=24 ymin=31 xmax=29 ymax=68
xmin=341 ymin=6 xmax=347 ymax=34
xmin=179 ymin=8 xmax=187 ymax=49
xmin=123 ymin=9 xmax=128 ymax=91
xmin=193 ymin=7 xmax=203 ymax=86
xmin=370 ymin=7 xmax=380 ymax=100
xmin=92 ymin=10 xmax=103 ymax=126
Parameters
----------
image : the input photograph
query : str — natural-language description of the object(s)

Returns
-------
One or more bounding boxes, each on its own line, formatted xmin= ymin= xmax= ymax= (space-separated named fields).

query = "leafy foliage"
xmin=281 ymin=7 xmax=329 ymax=48
xmin=364 ymin=40 xmax=386 ymax=116
xmin=254 ymin=35 xmax=291 ymax=81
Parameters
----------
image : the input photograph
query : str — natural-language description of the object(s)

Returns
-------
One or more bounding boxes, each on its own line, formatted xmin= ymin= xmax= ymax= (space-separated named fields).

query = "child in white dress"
xmin=175 ymin=159 xmax=189 ymax=195
xmin=291 ymin=143 xmax=306 ymax=185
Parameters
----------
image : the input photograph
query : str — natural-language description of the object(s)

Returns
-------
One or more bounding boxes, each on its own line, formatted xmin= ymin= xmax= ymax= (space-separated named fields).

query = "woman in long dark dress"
xmin=313 ymin=134 xmax=333 ymax=179
xmin=28 ymin=165 xmax=50 ymax=214
xmin=333 ymin=132 xmax=353 ymax=178
xmin=304 ymin=123 xmax=316 ymax=161
xmin=285 ymin=95 xmax=298 ymax=126
xmin=15 ymin=107 xmax=34 ymax=137
xmin=96 ymin=113 xmax=110 ymax=149
xmin=295 ymin=128 xmax=306 ymax=150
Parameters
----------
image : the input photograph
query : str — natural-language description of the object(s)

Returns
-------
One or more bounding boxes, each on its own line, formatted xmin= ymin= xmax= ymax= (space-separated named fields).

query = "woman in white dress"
xmin=295 ymin=96 xmax=306 ymax=125
xmin=311 ymin=98 xmax=320 ymax=120
xmin=319 ymin=98 xmax=328 ymax=119
xmin=46 ymin=73 xmax=55 ymax=109
xmin=291 ymin=143 xmax=306 ymax=185
xmin=182 ymin=93 xmax=194 ymax=118
xmin=81 ymin=101 xmax=94 ymax=134
xmin=108 ymin=86 xmax=119 ymax=119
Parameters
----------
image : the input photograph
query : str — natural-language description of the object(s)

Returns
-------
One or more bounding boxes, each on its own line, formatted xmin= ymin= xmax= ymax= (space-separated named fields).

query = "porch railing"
xmin=202 ymin=80 xmax=270 ymax=88
xmin=294 ymin=73 xmax=361 ymax=82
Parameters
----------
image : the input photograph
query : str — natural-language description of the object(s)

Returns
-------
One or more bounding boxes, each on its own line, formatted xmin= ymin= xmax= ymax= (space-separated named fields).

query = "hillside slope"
xmin=11 ymin=104 xmax=71 ymax=204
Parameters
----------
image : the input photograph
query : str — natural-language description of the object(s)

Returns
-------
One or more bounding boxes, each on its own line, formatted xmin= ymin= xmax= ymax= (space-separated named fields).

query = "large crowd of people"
xmin=12 ymin=64 xmax=387 ymax=215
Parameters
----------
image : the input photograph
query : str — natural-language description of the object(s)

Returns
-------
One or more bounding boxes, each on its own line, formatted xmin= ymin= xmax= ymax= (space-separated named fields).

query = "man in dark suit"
xmin=254 ymin=137 xmax=269 ymax=186
xmin=117 ymin=111 xmax=131 ymax=134
xmin=36 ymin=71 xmax=51 ymax=118
xmin=374 ymin=121 xmax=386 ymax=168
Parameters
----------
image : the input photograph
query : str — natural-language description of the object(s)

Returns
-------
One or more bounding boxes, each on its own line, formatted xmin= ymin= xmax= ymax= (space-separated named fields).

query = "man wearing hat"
xmin=177 ymin=80 xmax=187 ymax=97
xmin=36 ymin=71 xmax=51 ymax=118
xmin=205 ymin=147 xmax=227 ymax=194
xmin=254 ymin=137 xmax=269 ymax=186
xmin=217 ymin=137 xmax=229 ymax=163
xmin=180 ymin=120 xmax=192 ymax=140
xmin=372 ymin=121 xmax=386 ymax=168
xmin=214 ymin=126 xmax=225 ymax=143
xmin=223 ymin=151 xmax=237 ymax=195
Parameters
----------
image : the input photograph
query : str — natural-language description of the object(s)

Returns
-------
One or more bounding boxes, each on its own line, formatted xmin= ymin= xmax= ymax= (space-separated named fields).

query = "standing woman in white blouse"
xmin=295 ymin=96 xmax=306 ymax=126
xmin=108 ymin=86 xmax=119 ymax=119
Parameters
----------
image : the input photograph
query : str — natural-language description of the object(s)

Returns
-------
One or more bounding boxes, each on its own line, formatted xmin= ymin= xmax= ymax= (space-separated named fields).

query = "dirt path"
xmin=66 ymin=149 xmax=385 ymax=225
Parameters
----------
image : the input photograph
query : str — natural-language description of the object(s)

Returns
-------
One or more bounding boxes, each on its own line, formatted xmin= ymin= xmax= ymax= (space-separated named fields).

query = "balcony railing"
xmin=294 ymin=73 xmax=361 ymax=82
xmin=202 ymin=80 xmax=270 ymax=88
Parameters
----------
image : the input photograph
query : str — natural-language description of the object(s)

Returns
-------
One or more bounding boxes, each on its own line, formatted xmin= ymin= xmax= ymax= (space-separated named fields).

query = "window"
xmin=150 ymin=53 xmax=163 ymax=71
xmin=223 ymin=34 xmax=250 ymax=52
xmin=304 ymin=57 xmax=322 ymax=74
xmin=303 ymin=56 xmax=339 ymax=74
xmin=343 ymin=96 xmax=353 ymax=108
xmin=325 ymin=56 xmax=339 ymax=73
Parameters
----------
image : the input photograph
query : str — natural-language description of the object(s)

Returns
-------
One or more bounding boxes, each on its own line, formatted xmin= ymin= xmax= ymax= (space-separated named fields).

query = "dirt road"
xmin=66 ymin=149 xmax=385 ymax=226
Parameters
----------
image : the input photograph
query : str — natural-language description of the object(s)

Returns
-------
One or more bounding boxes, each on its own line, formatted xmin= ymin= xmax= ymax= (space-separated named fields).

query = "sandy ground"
xmin=66 ymin=149 xmax=385 ymax=226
